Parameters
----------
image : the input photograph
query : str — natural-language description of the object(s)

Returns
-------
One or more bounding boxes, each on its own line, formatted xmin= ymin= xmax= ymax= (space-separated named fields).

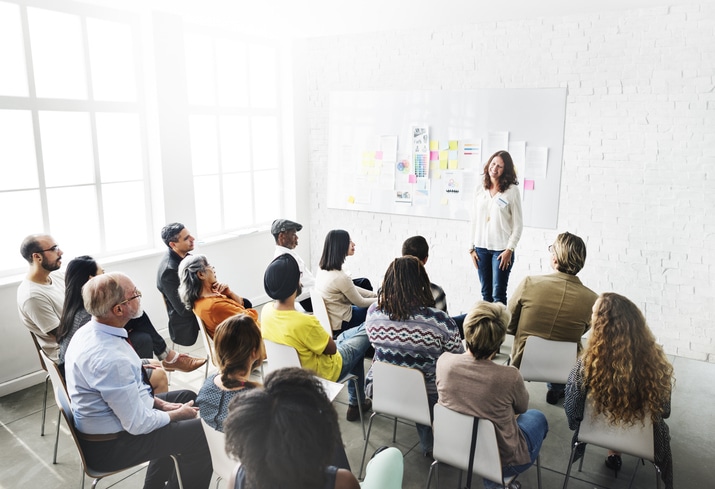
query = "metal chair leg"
xmin=53 ymin=409 xmax=61 ymax=463
xmin=358 ymin=413 xmax=377 ymax=479
xmin=41 ymin=375 xmax=49 ymax=436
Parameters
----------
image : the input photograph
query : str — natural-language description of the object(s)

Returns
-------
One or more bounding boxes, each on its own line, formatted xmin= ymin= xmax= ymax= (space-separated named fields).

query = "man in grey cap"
xmin=271 ymin=218 xmax=315 ymax=312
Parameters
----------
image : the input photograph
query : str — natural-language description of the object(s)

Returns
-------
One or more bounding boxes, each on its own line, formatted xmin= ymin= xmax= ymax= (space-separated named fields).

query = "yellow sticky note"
xmin=430 ymin=140 xmax=439 ymax=151
xmin=440 ymin=197 xmax=448 ymax=205
xmin=449 ymin=140 xmax=458 ymax=150
xmin=448 ymin=160 xmax=458 ymax=169
xmin=430 ymin=161 xmax=440 ymax=170
xmin=432 ymin=170 xmax=441 ymax=179
xmin=348 ymin=196 xmax=355 ymax=204
xmin=439 ymin=150 xmax=449 ymax=160
xmin=440 ymin=160 xmax=448 ymax=170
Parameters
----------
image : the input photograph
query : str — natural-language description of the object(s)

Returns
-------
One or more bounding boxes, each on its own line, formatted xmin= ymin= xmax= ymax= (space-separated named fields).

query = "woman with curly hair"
xmin=565 ymin=292 xmax=674 ymax=488
xmin=364 ymin=256 xmax=463 ymax=456
xmin=468 ymin=150 xmax=523 ymax=304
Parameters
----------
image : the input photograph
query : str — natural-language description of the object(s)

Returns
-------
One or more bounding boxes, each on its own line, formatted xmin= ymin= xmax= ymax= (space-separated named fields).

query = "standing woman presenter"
xmin=469 ymin=150 xmax=523 ymax=304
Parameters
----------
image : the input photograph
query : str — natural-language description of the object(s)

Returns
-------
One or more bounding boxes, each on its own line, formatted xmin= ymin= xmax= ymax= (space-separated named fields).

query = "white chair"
xmin=38 ymin=348 xmax=64 ymax=464
xmin=194 ymin=313 xmax=215 ymax=379
xmin=358 ymin=362 xmax=432 ymax=479
xmin=41 ymin=349 xmax=185 ymax=489
xmin=262 ymin=339 xmax=364 ymax=436
xmin=200 ymin=418 xmax=238 ymax=489
xmin=519 ymin=336 xmax=577 ymax=384
xmin=563 ymin=397 xmax=661 ymax=489
xmin=310 ymin=291 xmax=335 ymax=335
xmin=427 ymin=404 xmax=542 ymax=489
xmin=359 ymin=446 xmax=404 ymax=489
xmin=29 ymin=333 xmax=51 ymax=437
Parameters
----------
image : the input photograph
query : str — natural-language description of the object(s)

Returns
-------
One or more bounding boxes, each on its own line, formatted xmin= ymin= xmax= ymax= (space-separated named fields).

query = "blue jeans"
xmin=337 ymin=324 xmax=370 ymax=405
xmin=475 ymin=247 xmax=514 ymax=304
xmin=483 ymin=409 xmax=548 ymax=489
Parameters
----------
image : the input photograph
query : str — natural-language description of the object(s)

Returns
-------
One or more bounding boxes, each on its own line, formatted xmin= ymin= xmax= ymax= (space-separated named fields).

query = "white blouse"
xmin=469 ymin=183 xmax=523 ymax=251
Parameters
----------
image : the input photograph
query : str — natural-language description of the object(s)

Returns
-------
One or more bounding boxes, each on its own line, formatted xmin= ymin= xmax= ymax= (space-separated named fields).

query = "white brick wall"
xmin=300 ymin=4 xmax=715 ymax=362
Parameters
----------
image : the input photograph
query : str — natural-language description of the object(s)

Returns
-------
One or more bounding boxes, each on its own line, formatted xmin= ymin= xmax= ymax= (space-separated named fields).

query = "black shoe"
xmin=346 ymin=399 xmax=372 ymax=421
xmin=546 ymin=389 xmax=565 ymax=405
xmin=605 ymin=454 xmax=622 ymax=477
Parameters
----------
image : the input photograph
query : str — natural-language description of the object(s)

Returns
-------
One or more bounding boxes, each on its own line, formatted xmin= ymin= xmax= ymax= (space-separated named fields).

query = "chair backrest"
xmin=262 ymin=339 xmax=302 ymax=376
xmin=30 ymin=332 xmax=49 ymax=372
xmin=371 ymin=362 xmax=431 ymax=426
xmin=200 ymin=418 xmax=238 ymax=482
xmin=578 ymin=397 xmax=655 ymax=462
xmin=310 ymin=291 xmax=334 ymax=335
xmin=432 ymin=404 xmax=504 ymax=484
xmin=39 ymin=349 xmax=66 ymax=409
xmin=195 ymin=313 xmax=217 ymax=367
xmin=519 ymin=336 xmax=577 ymax=383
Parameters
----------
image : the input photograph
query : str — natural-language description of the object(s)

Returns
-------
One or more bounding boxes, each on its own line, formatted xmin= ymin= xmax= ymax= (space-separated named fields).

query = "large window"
xmin=184 ymin=29 xmax=282 ymax=238
xmin=0 ymin=0 xmax=149 ymax=274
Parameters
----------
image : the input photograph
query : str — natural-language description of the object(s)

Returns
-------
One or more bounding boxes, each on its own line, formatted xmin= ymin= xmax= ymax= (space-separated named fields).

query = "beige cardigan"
xmin=314 ymin=269 xmax=376 ymax=331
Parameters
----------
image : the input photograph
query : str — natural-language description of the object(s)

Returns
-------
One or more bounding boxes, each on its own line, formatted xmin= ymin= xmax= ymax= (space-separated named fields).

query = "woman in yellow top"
xmin=468 ymin=150 xmax=523 ymax=304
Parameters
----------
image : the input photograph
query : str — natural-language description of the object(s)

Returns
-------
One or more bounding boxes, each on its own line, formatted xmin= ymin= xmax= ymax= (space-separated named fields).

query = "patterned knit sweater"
xmin=364 ymin=302 xmax=463 ymax=396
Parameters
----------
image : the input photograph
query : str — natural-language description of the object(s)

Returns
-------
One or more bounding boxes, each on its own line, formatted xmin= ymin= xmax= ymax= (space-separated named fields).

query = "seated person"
xmin=261 ymin=253 xmax=372 ymax=421
xmin=196 ymin=314 xmax=351 ymax=470
xmin=57 ymin=256 xmax=205 ymax=382
xmin=271 ymin=218 xmax=315 ymax=312
xmin=315 ymin=230 xmax=376 ymax=335
xmin=17 ymin=234 xmax=65 ymax=362
xmin=401 ymin=235 xmax=467 ymax=337
xmin=436 ymin=301 xmax=548 ymax=489
xmin=196 ymin=314 xmax=263 ymax=431
xmin=507 ymin=231 xmax=597 ymax=404
xmin=364 ymin=256 xmax=463 ymax=456
xmin=565 ymin=293 xmax=673 ymax=488
xmin=64 ymin=272 xmax=212 ymax=489
xmin=223 ymin=367 xmax=360 ymax=489
xmin=178 ymin=254 xmax=258 ymax=338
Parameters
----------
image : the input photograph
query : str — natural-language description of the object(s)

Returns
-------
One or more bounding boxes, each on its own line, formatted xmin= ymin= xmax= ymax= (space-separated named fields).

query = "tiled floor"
xmin=1 ymin=340 xmax=712 ymax=488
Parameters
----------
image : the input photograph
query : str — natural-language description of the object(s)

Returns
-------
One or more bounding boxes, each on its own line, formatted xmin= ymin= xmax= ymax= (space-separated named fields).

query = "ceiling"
xmin=82 ymin=0 xmax=701 ymax=39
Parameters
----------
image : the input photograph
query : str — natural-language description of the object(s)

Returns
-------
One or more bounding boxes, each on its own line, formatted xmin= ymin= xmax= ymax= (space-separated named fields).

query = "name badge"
xmin=497 ymin=197 xmax=508 ymax=209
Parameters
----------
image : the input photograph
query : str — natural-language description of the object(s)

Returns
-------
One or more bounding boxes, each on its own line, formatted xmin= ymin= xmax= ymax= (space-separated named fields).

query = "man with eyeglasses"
xmin=65 ymin=272 xmax=212 ymax=489
xmin=17 ymin=234 xmax=65 ymax=362
xmin=506 ymin=231 xmax=598 ymax=405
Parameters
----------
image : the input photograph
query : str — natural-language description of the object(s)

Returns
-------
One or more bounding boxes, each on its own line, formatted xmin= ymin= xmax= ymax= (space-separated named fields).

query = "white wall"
xmin=299 ymin=4 xmax=715 ymax=361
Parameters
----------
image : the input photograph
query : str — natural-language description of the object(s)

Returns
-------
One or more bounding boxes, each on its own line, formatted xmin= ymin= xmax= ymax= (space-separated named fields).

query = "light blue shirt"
xmin=65 ymin=320 xmax=170 ymax=435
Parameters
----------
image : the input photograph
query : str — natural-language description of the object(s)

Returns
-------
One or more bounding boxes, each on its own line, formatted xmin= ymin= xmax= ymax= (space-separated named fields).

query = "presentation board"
xmin=327 ymin=89 xmax=567 ymax=229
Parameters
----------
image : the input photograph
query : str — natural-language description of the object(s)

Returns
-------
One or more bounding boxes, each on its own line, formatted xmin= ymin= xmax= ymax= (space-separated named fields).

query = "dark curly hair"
xmin=223 ymin=368 xmax=342 ymax=489
xmin=377 ymin=256 xmax=435 ymax=321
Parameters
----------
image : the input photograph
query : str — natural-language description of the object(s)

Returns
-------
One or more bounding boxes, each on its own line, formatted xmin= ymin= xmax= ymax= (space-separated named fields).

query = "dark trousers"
xmin=125 ymin=313 xmax=168 ymax=359
xmin=78 ymin=390 xmax=212 ymax=489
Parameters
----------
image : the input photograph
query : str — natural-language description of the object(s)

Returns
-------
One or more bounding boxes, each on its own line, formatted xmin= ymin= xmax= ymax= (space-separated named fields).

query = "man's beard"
xmin=41 ymin=260 xmax=60 ymax=272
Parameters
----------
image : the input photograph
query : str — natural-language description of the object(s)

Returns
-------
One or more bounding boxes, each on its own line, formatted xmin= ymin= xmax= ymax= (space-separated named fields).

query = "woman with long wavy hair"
xmin=468 ymin=150 xmax=523 ymax=305
xmin=565 ymin=292 xmax=674 ymax=488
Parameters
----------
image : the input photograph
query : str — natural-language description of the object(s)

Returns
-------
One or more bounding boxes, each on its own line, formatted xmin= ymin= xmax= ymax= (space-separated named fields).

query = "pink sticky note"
xmin=524 ymin=180 xmax=535 ymax=190
xmin=375 ymin=151 xmax=383 ymax=160
xmin=430 ymin=151 xmax=439 ymax=160
xmin=408 ymin=174 xmax=417 ymax=183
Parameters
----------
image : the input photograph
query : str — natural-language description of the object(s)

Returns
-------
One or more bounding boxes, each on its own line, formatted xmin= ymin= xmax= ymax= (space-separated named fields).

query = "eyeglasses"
xmin=116 ymin=289 xmax=142 ymax=306
xmin=39 ymin=245 xmax=60 ymax=253
xmin=548 ymin=245 xmax=555 ymax=254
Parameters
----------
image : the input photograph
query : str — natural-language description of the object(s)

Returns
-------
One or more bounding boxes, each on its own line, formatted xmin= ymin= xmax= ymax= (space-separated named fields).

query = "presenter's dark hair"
xmin=223 ymin=367 xmax=340 ymax=489
xmin=318 ymin=229 xmax=351 ymax=271
xmin=57 ymin=256 xmax=100 ymax=344
xmin=482 ymin=150 xmax=519 ymax=192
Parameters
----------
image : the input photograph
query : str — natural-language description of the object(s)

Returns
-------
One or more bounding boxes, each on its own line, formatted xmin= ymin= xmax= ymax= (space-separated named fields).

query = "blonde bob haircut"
xmin=552 ymin=231 xmax=587 ymax=275
xmin=463 ymin=301 xmax=510 ymax=360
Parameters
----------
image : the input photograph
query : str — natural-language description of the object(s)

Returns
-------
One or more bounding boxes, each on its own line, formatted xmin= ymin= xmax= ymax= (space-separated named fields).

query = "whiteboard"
xmin=327 ymin=89 xmax=567 ymax=229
